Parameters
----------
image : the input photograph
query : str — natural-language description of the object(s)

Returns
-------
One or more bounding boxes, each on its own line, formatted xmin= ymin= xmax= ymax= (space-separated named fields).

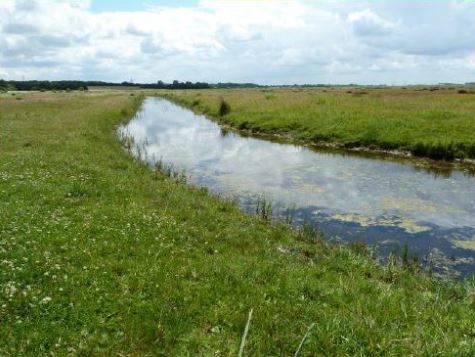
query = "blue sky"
xmin=90 ymin=0 xmax=199 ymax=12
xmin=0 ymin=0 xmax=474 ymax=84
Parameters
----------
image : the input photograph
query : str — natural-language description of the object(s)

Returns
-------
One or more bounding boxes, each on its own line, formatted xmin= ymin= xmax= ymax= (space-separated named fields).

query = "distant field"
xmin=1 ymin=91 xmax=475 ymax=355
xmin=163 ymin=87 xmax=475 ymax=161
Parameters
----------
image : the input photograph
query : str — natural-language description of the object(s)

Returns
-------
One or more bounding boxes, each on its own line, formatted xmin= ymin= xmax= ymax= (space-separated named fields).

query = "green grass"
xmin=162 ymin=87 xmax=475 ymax=161
xmin=1 ymin=91 xmax=475 ymax=355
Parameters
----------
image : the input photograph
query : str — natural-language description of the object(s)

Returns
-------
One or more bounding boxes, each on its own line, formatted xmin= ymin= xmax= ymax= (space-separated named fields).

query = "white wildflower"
xmin=40 ymin=296 xmax=52 ymax=304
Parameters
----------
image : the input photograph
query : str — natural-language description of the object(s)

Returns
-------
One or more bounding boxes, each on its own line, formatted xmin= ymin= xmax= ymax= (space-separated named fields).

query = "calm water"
xmin=120 ymin=98 xmax=475 ymax=276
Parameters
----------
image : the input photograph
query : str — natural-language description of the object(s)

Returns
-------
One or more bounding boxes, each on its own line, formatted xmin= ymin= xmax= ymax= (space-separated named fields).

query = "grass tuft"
xmin=255 ymin=195 xmax=273 ymax=221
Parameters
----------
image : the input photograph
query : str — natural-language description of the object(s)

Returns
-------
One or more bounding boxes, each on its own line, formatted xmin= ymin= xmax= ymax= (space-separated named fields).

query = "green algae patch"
xmin=381 ymin=197 xmax=463 ymax=214
xmin=330 ymin=213 xmax=432 ymax=234
xmin=453 ymin=238 xmax=475 ymax=251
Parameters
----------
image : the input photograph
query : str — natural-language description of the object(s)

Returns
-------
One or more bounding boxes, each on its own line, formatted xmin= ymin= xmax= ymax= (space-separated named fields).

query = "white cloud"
xmin=348 ymin=9 xmax=394 ymax=37
xmin=0 ymin=0 xmax=474 ymax=84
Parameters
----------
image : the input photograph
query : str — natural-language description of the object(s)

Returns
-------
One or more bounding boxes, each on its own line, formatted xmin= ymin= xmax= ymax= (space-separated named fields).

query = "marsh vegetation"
xmin=163 ymin=86 xmax=475 ymax=162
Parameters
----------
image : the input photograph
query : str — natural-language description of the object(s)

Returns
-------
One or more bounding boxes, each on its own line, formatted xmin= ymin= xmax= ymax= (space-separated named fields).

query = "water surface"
xmin=120 ymin=98 xmax=475 ymax=276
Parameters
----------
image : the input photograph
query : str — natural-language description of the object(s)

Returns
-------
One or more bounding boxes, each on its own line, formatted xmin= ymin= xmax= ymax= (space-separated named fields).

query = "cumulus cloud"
xmin=348 ymin=9 xmax=394 ymax=37
xmin=0 ymin=0 xmax=474 ymax=84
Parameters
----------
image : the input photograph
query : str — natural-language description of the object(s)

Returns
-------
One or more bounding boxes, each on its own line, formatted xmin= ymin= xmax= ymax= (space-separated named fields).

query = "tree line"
xmin=1 ymin=80 xmax=89 ymax=91
xmin=2 ymin=79 xmax=473 ymax=92
xmin=0 ymin=79 xmax=264 ymax=91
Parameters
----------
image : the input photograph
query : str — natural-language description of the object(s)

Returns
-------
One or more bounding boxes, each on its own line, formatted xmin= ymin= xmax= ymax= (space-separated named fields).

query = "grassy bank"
xmin=162 ymin=87 xmax=475 ymax=161
xmin=1 ymin=91 xmax=475 ymax=355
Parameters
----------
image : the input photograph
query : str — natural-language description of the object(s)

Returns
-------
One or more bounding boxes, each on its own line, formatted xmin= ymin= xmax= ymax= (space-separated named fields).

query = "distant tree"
xmin=0 ymin=79 xmax=224 ymax=92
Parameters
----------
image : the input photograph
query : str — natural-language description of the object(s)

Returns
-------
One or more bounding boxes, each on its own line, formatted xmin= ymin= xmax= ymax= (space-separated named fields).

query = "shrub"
xmin=218 ymin=98 xmax=231 ymax=116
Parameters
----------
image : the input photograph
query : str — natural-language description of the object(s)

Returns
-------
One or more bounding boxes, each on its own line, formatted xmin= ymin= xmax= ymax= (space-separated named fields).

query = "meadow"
xmin=163 ymin=86 xmax=475 ymax=162
xmin=1 ymin=90 xmax=475 ymax=355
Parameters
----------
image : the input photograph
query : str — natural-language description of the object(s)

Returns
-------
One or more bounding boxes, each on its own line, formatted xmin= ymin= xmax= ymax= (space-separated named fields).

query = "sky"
xmin=90 ymin=0 xmax=199 ymax=12
xmin=0 ymin=0 xmax=474 ymax=85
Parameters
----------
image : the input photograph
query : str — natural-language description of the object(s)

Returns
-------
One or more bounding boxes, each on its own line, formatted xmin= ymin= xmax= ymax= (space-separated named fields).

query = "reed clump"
xmin=218 ymin=97 xmax=231 ymax=116
xmin=154 ymin=160 xmax=187 ymax=184
xmin=255 ymin=194 xmax=272 ymax=221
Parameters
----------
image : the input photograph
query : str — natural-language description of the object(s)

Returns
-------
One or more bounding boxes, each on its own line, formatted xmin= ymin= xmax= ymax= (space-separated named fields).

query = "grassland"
xmin=163 ymin=87 xmax=475 ymax=161
xmin=1 ymin=91 xmax=475 ymax=356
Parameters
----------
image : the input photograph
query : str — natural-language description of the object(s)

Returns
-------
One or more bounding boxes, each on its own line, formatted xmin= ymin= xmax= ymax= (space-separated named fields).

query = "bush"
xmin=218 ymin=98 xmax=231 ymax=116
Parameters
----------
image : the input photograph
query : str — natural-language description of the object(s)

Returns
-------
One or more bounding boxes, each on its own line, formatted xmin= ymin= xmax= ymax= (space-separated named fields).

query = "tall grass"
xmin=164 ymin=87 xmax=475 ymax=162
xmin=154 ymin=159 xmax=188 ymax=184
xmin=255 ymin=194 xmax=272 ymax=221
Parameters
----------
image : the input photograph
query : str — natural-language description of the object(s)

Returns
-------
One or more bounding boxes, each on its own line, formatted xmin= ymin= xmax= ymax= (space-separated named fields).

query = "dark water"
xmin=119 ymin=98 xmax=475 ymax=277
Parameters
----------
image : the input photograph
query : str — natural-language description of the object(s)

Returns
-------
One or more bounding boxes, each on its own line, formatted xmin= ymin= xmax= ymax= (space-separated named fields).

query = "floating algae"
xmin=329 ymin=213 xmax=432 ymax=234
xmin=452 ymin=237 xmax=475 ymax=251
xmin=381 ymin=197 xmax=463 ymax=214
